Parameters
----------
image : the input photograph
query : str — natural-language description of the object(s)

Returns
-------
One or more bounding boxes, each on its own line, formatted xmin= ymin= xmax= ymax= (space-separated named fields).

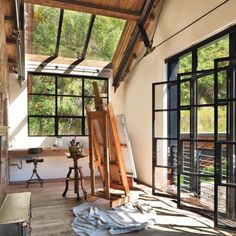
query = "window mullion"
xmin=28 ymin=73 xmax=108 ymax=136
xmin=55 ymin=76 xmax=58 ymax=136
xmin=82 ymin=78 xmax=85 ymax=135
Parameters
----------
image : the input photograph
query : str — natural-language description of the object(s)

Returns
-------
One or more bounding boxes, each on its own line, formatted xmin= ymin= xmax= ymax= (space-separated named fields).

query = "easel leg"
xmin=62 ymin=168 xmax=72 ymax=197
xmin=79 ymin=167 xmax=87 ymax=200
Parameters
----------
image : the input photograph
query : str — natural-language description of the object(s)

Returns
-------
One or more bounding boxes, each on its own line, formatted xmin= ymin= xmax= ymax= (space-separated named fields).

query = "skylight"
xmin=25 ymin=4 xmax=126 ymax=63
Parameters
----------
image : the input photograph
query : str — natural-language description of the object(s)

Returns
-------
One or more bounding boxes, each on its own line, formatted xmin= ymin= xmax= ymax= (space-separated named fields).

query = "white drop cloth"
xmin=71 ymin=201 xmax=158 ymax=236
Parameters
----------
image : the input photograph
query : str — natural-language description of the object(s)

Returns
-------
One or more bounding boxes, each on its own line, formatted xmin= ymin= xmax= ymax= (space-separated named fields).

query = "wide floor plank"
xmin=7 ymin=180 xmax=236 ymax=236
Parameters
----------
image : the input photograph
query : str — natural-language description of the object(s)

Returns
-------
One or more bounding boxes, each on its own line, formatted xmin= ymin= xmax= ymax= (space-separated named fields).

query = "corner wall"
xmin=124 ymin=0 xmax=236 ymax=185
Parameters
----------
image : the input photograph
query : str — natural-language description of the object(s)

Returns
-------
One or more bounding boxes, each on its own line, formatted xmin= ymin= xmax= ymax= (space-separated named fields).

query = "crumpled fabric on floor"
xmin=71 ymin=201 xmax=158 ymax=236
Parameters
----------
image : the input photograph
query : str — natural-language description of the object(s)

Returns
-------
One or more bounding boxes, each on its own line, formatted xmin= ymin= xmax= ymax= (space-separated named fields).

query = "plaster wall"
xmin=124 ymin=0 xmax=236 ymax=185
xmin=8 ymin=70 xmax=124 ymax=181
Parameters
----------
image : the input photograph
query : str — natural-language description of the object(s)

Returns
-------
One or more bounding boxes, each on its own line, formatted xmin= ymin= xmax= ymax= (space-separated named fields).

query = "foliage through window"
xmin=28 ymin=73 xmax=108 ymax=136
xmin=25 ymin=4 xmax=126 ymax=61
xmin=176 ymin=36 xmax=229 ymax=134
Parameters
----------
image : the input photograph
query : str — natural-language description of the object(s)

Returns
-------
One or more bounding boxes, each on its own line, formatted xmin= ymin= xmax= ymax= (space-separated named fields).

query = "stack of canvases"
xmin=71 ymin=201 xmax=158 ymax=235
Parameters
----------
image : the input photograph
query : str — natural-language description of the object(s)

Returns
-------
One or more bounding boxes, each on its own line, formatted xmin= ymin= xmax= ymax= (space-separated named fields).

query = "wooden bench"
xmin=0 ymin=192 xmax=31 ymax=236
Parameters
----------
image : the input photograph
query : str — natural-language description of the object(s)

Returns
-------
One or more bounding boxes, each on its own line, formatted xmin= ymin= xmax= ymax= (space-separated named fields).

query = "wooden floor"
xmin=7 ymin=180 xmax=236 ymax=236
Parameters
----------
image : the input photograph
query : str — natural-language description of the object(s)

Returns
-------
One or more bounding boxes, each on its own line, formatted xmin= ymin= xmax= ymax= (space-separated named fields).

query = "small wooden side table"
xmin=62 ymin=153 xmax=87 ymax=200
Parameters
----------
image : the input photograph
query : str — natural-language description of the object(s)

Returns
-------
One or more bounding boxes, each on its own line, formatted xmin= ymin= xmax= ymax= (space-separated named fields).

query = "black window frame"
xmin=27 ymin=71 xmax=109 ymax=137
xmin=152 ymin=24 xmax=236 ymax=228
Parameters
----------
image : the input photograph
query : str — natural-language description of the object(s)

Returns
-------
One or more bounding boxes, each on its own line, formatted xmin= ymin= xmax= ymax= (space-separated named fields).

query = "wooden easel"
xmin=86 ymin=82 xmax=130 ymax=205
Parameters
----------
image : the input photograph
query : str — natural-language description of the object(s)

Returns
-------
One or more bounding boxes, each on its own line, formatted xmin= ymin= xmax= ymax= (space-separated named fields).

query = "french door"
xmin=152 ymin=57 xmax=236 ymax=229
xmin=214 ymin=56 xmax=236 ymax=229
xmin=152 ymin=64 xmax=178 ymax=197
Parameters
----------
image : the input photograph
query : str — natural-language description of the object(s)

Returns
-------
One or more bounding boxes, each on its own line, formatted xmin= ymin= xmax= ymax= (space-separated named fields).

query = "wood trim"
xmin=112 ymin=21 xmax=136 ymax=77
xmin=8 ymin=148 xmax=89 ymax=158
xmin=24 ymin=0 xmax=141 ymax=21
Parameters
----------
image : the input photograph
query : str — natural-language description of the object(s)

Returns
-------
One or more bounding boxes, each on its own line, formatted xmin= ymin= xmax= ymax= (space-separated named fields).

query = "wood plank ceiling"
xmin=4 ymin=0 xmax=17 ymax=74
xmin=3 ymin=0 xmax=163 ymax=90
xmin=3 ymin=0 xmax=25 ymax=80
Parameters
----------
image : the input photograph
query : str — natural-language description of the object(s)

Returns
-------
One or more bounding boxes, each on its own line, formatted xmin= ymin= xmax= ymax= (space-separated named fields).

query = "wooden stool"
xmin=62 ymin=154 xmax=87 ymax=200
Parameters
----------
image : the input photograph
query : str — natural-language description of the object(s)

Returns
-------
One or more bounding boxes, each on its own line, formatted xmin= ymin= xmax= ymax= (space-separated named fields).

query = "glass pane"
xmin=154 ymin=111 xmax=177 ymax=139
xmin=179 ymin=74 xmax=192 ymax=80
xmin=29 ymin=75 xmax=55 ymax=94
xmin=197 ymin=74 xmax=214 ymax=105
xmin=197 ymin=36 xmax=229 ymax=70
xmin=25 ymin=4 xmax=60 ymax=55
xmin=57 ymin=96 xmax=82 ymax=116
xmin=217 ymin=186 xmax=236 ymax=228
xmin=59 ymin=10 xmax=91 ymax=58
xmin=155 ymin=83 xmax=177 ymax=110
xmin=200 ymin=174 xmax=215 ymax=210
xmin=221 ymin=143 xmax=236 ymax=185
xmin=197 ymin=107 xmax=214 ymax=138
xmin=178 ymin=53 xmax=192 ymax=74
xmin=87 ymin=15 xmax=125 ymax=61
xmin=168 ymin=83 xmax=177 ymax=109
xmin=154 ymin=139 xmax=177 ymax=195
xmin=198 ymin=141 xmax=214 ymax=176
xmin=180 ymin=81 xmax=190 ymax=106
xmin=154 ymin=83 xmax=167 ymax=110
xmin=169 ymin=111 xmax=178 ymax=139
xmin=180 ymin=109 xmax=190 ymax=138
xmin=217 ymin=70 xmax=228 ymax=100
xmin=58 ymin=118 xmax=82 ymax=135
xmin=28 ymin=95 xmax=55 ymax=115
xmin=154 ymin=111 xmax=166 ymax=138
xmin=168 ymin=61 xmax=178 ymax=81
xmin=180 ymin=175 xmax=214 ymax=212
xmin=84 ymin=79 xmax=107 ymax=96
xmin=218 ymin=105 xmax=227 ymax=139
xmin=29 ymin=117 xmax=55 ymax=135
xmin=84 ymin=97 xmax=95 ymax=112
xmin=156 ymin=139 xmax=177 ymax=167
xmin=217 ymin=60 xmax=229 ymax=68
xmin=57 ymin=77 xmax=82 ymax=95
xmin=181 ymin=141 xmax=191 ymax=174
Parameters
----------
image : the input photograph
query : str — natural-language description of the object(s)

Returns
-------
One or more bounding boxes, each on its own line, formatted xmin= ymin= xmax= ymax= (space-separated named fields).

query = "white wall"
xmin=8 ymin=68 xmax=124 ymax=181
xmin=124 ymin=0 xmax=236 ymax=185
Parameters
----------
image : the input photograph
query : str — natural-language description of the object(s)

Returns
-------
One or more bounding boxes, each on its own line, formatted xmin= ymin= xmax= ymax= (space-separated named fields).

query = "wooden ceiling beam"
xmin=125 ymin=0 xmax=164 ymax=75
xmin=112 ymin=0 xmax=158 ymax=90
xmin=112 ymin=0 xmax=164 ymax=88
xmin=112 ymin=21 xmax=136 ymax=78
xmin=24 ymin=0 xmax=141 ymax=20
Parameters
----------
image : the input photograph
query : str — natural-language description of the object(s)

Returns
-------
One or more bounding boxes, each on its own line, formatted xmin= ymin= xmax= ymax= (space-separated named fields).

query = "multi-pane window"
xmin=28 ymin=73 xmax=108 ymax=136
xmin=25 ymin=4 xmax=125 ymax=61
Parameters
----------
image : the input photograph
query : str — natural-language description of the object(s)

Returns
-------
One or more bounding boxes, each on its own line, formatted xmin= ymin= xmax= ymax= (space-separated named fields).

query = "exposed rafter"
xmin=112 ymin=0 xmax=158 ymax=90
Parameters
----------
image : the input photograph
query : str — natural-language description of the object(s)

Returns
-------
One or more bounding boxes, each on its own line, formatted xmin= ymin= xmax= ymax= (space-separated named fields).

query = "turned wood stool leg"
xmin=62 ymin=167 xmax=72 ymax=197
xmin=78 ymin=166 xmax=87 ymax=200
